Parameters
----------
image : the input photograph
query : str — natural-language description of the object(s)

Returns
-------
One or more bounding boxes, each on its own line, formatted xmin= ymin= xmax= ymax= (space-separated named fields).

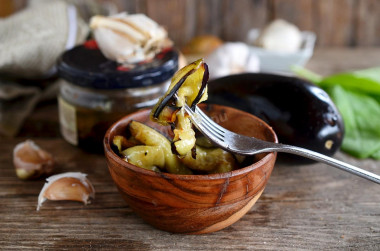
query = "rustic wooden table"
xmin=1 ymin=48 xmax=379 ymax=250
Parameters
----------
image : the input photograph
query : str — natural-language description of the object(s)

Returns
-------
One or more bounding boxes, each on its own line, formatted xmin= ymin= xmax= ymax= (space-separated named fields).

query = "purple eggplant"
xmin=207 ymin=73 xmax=344 ymax=161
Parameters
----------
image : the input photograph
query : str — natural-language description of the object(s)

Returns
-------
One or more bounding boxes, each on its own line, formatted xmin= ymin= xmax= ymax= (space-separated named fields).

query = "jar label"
xmin=58 ymin=96 xmax=78 ymax=145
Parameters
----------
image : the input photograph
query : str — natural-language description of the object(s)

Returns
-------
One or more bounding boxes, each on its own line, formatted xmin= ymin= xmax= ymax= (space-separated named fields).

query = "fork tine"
xmin=173 ymin=93 xmax=226 ymax=145
xmin=198 ymin=117 xmax=225 ymax=138
xmin=199 ymin=120 xmax=225 ymax=142
xmin=183 ymin=104 xmax=226 ymax=143
xmin=194 ymin=106 xmax=226 ymax=134
xmin=199 ymin=121 xmax=225 ymax=143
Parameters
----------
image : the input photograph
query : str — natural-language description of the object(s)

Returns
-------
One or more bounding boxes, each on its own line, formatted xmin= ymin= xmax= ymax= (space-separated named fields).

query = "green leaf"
xmin=371 ymin=149 xmax=380 ymax=159
xmin=321 ymin=67 xmax=380 ymax=95
xmin=326 ymin=85 xmax=380 ymax=159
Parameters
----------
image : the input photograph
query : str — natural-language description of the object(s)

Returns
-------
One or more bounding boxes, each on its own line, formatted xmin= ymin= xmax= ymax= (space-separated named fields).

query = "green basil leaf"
xmin=327 ymin=85 xmax=380 ymax=159
xmin=372 ymin=149 xmax=380 ymax=159
xmin=321 ymin=67 xmax=380 ymax=95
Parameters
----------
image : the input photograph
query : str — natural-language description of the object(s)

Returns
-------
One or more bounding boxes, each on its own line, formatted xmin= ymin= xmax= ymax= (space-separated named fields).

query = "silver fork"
xmin=183 ymin=103 xmax=380 ymax=184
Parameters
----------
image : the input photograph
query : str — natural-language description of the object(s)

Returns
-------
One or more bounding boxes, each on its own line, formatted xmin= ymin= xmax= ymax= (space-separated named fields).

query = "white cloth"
xmin=0 ymin=0 xmax=89 ymax=78
xmin=0 ymin=0 xmax=89 ymax=136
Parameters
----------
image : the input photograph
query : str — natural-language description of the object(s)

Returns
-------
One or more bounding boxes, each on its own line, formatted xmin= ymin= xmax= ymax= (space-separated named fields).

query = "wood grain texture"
xmin=1 ymin=48 xmax=380 ymax=249
xmin=356 ymin=0 xmax=380 ymax=46
xmin=306 ymin=47 xmax=380 ymax=75
xmin=4 ymin=0 xmax=380 ymax=46
xmin=192 ymin=0 xmax=222 ymax=36
xmin=144 ymin=0 xmax=190 ymax=46
xmin=1 ymin=139 xmax=379 ymax=249
xmin=314 ymin=0 xmax=356 ymax=46
xmin=110 ymin=0 xmax=380 ymax=47
xmin=272 ymin=0 xmax=314 ymax=31
xmin=220 ymin=0 xmax=269 ymax=42
xmin=104 ymin=105 xmax=277 ymax=234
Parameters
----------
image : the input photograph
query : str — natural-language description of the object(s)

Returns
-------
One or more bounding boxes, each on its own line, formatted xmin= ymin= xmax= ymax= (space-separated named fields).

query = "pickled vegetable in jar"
xmin=57 ymin=43 xmax=178 ymax=152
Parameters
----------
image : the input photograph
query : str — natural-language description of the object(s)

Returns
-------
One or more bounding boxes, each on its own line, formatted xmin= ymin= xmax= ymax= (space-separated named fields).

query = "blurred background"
xmin=2 ymin=0 xmax=379 ymax=48
xmin=1 ymin=0 xmax=379 ymax=156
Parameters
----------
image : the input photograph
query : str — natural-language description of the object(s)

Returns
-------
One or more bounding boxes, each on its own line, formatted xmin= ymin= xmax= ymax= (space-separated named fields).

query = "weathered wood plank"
xmin=220 ymin=0 xmax=269 ymax=42
xmin=306 ymin=47 xmax=380 ymax=75
xmin=143 ymin=0 xmax=189 ymax=46
xmin=4 ymin=0 xmax=380 ymax=46
xmin=98 ymin=0 xmax=380 ymax=47
xmin=313 ymin=0 xmax=356 ymax=46
xmin=272 ymin=0 xmax=314 ymax=31
xmin=190 ymin=0 xmax=223 ymax=37
xmin=356 ymin=0 xmax=380 ymax=46
xmin=110 ymin=0 xmax=141 ymax=14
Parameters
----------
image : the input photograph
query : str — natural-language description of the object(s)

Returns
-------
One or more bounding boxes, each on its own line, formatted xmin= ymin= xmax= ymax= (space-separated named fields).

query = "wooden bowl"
xmin=104 ymin=104 xmax=278 ymax=234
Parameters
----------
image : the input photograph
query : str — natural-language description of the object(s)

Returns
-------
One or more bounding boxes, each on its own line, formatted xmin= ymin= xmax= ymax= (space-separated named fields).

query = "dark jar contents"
xmin=57 ymin=43 xmax=178 ymax=152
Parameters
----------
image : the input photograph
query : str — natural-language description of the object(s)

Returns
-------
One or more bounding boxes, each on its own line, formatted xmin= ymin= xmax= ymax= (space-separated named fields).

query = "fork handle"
xmin=273 ymin=144 xmax=380 ymax=184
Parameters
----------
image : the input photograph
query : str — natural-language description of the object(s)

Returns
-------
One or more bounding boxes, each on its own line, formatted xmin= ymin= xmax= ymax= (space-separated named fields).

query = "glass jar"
xmin=57 ymin=44 xmax=178 ymax=152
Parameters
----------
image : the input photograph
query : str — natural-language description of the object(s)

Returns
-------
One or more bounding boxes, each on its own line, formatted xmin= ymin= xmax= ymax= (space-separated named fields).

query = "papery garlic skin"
xmin=37 ymin=172 xmax=95 ymax=211
xmin=255 ymin=19 xmax=302 ymax=53
xmin=90 ymin=13 xmax=173 ymax=64
xmin=13 ymin=140 xmax=54 ymax=180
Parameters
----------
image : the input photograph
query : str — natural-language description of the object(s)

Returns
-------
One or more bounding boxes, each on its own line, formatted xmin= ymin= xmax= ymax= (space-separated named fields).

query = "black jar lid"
xmin=57 ymin=41 xmax=178 ymax=89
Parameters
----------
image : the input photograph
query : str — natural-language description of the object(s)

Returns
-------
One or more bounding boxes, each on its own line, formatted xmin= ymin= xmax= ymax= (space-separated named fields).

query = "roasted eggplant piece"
xmin=113 ymin=121 xmax=238 ymax=174
xmin=150 ymin=59 xmax=209 ymax=156
xmin=207 ymin=73 xmax=344 ymax=160
xmin=122 ymin=145 xmax=164 ymax=172
xmin=150 ymin=58 xmax=209 ymax=123
xmin=128 ymin=121 xmax=192 ymax=174
xmin=180 ymin=145 xmax=238 ymax=173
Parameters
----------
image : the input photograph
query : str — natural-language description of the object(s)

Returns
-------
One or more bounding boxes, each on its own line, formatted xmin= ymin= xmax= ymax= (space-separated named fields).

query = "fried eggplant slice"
xmin=150 ymin=59 xmax=209 ymax=157
xmin=122 ymin=145 xmax=164 ymax=172
xmin=128 ymin=121 xmax=192 ymax=174
xmin=180 ymin=145 xmax=238 ymax=173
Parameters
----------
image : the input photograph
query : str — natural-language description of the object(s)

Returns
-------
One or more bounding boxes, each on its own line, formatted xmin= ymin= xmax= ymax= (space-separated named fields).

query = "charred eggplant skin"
xmin=207 ymin=73 xmax=344 ymax=158
xmin=151 ymin=59 xmax=209 ymax=120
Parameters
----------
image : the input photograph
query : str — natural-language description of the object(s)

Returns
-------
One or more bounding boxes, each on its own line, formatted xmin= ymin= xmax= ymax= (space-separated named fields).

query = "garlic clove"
xmin=205 ymin=42 xmax=260 ymax=79
xmin=90 ymin=14 xmax=146 ymax=43
xmin=90 ymin=12 xmax=172 ymax=64
xmin=13 ymin=140 xmax=54 ymax=180
xmin=255 ymin=19 xmax=302 ymax=53
xmin=37 ymin=172 xmax=95 ymax=211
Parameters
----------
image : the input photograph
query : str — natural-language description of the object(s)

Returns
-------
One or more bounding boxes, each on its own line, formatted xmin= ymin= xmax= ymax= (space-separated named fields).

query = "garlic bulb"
xmin=205 ymin=42 xmax=260 ymax=79
xmin=90 ymin=13 xmax=173 ymax=64
xmin=255 ymin=19 xmax=302 ymax=53
xmin=13 ymin=140 xmax=54 ymax=180
xmin=37 ymin=172 xmax=95 ymax=211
